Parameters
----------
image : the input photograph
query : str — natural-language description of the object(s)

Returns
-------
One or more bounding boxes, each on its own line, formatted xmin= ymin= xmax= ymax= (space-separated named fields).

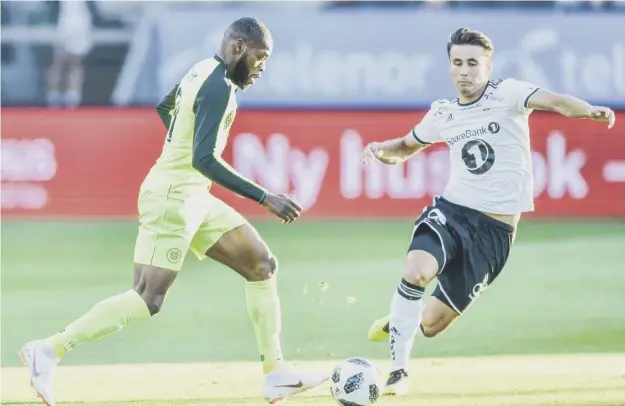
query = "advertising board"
xmin=2 ymin=109 xmax=624 ymax=219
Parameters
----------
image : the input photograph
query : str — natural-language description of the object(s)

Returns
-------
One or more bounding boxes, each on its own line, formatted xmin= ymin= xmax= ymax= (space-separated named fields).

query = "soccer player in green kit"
xmin=20 ymin=18 xmax=327 ymax=406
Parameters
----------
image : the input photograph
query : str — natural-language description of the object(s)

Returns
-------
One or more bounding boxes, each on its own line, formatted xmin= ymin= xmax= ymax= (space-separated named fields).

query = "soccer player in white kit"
xmin=362 ymin=28 xmax=616 ymax=396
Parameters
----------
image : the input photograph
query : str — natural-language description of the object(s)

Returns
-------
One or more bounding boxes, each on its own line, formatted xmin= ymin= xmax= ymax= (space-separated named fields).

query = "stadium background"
xmin=2 ymin=1 xmax=624 ymax=405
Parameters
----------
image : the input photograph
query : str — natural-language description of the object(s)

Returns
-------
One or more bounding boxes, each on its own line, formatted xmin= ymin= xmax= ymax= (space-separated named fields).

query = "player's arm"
xmin=527 ymin=89 xmax=615 ymax=128
xmin=510 ymin=80 xmax=616 ymax=129
xmin=362 ymin=133 xmax=428 ymax=165
xmin=191 ymin=75 xmax=268 ymax=204
xmin=363 ymin=109 xmax=442 ymax=165
xmin=156 ymin=84 xmax=179 ymax=129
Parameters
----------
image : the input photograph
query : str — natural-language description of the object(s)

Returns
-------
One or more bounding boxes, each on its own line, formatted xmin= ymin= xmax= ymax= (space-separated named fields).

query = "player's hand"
xmin=262 ymin=193 xmax=302 ymax=224
xmin=589 ymin=106 xmax=616 ymax=129
xmin=362 ymin=142 xmax=385 ymax=165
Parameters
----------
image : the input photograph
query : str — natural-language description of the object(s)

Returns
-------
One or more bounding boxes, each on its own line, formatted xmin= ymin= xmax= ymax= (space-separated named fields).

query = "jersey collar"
xmin=214 ymin=54 xmax=235 ymax=84
xmin=214 ymin=54 xmax=226 ymax=66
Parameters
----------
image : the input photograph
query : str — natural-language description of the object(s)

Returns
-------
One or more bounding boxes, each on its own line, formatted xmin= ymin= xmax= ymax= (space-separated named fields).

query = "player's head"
xmin=447 ymin=28 xmax=494 ymax=98
xmin=221 ymin=17 xmax=273 ymax=89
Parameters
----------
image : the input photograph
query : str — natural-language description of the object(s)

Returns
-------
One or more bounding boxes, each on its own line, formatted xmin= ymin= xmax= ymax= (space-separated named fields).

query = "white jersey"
xmin=411 ymin=78 xmax=540 ymax=215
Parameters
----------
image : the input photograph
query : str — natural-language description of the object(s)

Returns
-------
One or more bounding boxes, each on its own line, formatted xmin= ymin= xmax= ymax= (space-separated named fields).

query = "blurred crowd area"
xmin=330 ymin=0 xmax=625 ymax=9
xmin=2 ymin=0 xmax=624 ymax=108
xmin=3 ymin=0 xmax=625 ymax=28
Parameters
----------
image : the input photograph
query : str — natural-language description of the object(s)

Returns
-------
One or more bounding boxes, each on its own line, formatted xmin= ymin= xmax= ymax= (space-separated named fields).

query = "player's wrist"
xmin=584 ymin=104 xmax=595 ymax=118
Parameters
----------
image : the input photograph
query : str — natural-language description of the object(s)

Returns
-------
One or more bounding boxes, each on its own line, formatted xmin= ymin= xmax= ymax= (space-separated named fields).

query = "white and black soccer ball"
xmin=330 ymin=357 xmax=384 ymax=406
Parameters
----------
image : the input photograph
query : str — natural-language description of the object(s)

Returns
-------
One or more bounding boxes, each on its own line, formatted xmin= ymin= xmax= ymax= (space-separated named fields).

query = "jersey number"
xmin=166 ymin=87 xmax=183 ymax=143
xmin=461 ymin=139 xmax=495 ymax=175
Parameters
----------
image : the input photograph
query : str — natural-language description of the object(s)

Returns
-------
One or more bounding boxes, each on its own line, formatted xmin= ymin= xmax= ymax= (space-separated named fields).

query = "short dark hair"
xmin=226 ymin=17 xmax=271 ymax=46
xmin=447 ymin=28 xmax=494 ymax=57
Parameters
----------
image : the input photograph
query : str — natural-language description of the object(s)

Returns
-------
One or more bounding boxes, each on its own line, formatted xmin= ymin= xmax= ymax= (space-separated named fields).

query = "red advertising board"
xmin=2 ymin=109 xmax=624 ymax=219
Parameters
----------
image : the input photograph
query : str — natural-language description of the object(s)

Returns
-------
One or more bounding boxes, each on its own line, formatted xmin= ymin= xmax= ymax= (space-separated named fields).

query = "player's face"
xmin=231 ymin=41 xmax=271 ymax=89
xmin=449 ymin=45 xmax=492 ymax=98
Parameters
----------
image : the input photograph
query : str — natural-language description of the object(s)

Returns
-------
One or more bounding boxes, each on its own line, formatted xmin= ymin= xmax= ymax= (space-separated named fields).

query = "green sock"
xmin=245 ymin=277 xmax=284 ymax=374
xmin=48 ymin=289 xmax=151 ymax=358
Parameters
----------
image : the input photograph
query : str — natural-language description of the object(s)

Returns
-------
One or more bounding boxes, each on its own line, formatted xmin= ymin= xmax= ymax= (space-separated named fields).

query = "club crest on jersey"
xmin=167 ymin=248 xmax=182 ymax=264
xmin=487 ymin=122 xmax=500 ymax=134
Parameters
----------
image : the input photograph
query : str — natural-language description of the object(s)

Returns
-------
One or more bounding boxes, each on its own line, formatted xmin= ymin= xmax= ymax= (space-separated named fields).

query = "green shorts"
xmin=133 ymin=188 xmax=247 ymax=271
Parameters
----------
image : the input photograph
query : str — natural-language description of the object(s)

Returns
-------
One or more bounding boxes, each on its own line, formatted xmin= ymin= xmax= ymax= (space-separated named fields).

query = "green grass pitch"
xmin=2 ymin=219 xmax=625 ymax=405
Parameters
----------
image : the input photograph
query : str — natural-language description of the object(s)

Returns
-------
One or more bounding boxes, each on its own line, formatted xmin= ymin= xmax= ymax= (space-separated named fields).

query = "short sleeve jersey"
xmin=410 ymin=78 xmax=540 ymax=214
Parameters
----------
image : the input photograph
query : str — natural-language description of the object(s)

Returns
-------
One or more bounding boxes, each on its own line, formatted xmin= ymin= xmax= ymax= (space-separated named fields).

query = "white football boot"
xmin=19 ymin=340 xmax=59 ymax=406
xmin=383 ymin=369 xmax=409 ymax=396
xmin=263 ymin=365 xmax=329 ymax=404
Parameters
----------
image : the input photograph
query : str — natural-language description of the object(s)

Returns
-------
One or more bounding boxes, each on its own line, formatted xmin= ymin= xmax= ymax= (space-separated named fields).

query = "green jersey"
xmin=142 ymin=55 xmax=267 ymax=203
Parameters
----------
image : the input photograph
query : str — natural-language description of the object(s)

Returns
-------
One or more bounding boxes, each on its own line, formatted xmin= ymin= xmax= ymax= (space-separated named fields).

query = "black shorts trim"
xmin=433 ymin=282 xmax=463 ymax=315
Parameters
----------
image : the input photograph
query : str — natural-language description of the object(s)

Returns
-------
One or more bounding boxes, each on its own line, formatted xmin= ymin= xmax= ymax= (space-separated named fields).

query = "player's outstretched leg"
xmin=386 ymin=295 xmax=458 ymax=396
xmin=205 ymin=224 xmax=328 ymax=404
xmin=20 ymin=265 xmax=177 ymax=406
xmin=383 ymin=249 xmax=437 ymax=396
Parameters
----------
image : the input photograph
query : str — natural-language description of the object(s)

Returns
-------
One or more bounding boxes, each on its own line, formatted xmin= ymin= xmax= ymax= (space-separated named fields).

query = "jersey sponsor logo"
xmin=459 ymin=103 xmax=483 ymax=111
xmin=483 ymin=92 xmax=505 ymax=103
xmin=447 ymin=126 xmax=487 ymax=147
xmin=447 ymin=122 xmax=500 ymax=147
xmin=461 ymin=139 xmax=496 ymax=175
xmin=224 ymin=110 xmax=236 ymax=131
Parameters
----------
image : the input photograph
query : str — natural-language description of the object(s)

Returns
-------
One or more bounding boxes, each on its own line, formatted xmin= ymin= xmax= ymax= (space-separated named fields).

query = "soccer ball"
xmin=330 ymin=357 xmax=385 ymax=406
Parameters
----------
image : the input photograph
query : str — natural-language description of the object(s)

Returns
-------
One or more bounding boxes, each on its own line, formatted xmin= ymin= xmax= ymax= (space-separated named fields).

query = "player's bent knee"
xmin=419 ymin=320 xmax=443 ymax=338
xmin=420 ymin=297 xmax=458 ymax=337
xmin=132 ymin=263 xmax=178 ymax=316
xmin=403 ymin=270 xmax=430 ymax=288
xmin=403 ymin=250 xmax=439 ymax=288
xmin=245 ymin=255 xmax=278 ymax=282
xmin=135 ymin=290 xmax=165 ymax=316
